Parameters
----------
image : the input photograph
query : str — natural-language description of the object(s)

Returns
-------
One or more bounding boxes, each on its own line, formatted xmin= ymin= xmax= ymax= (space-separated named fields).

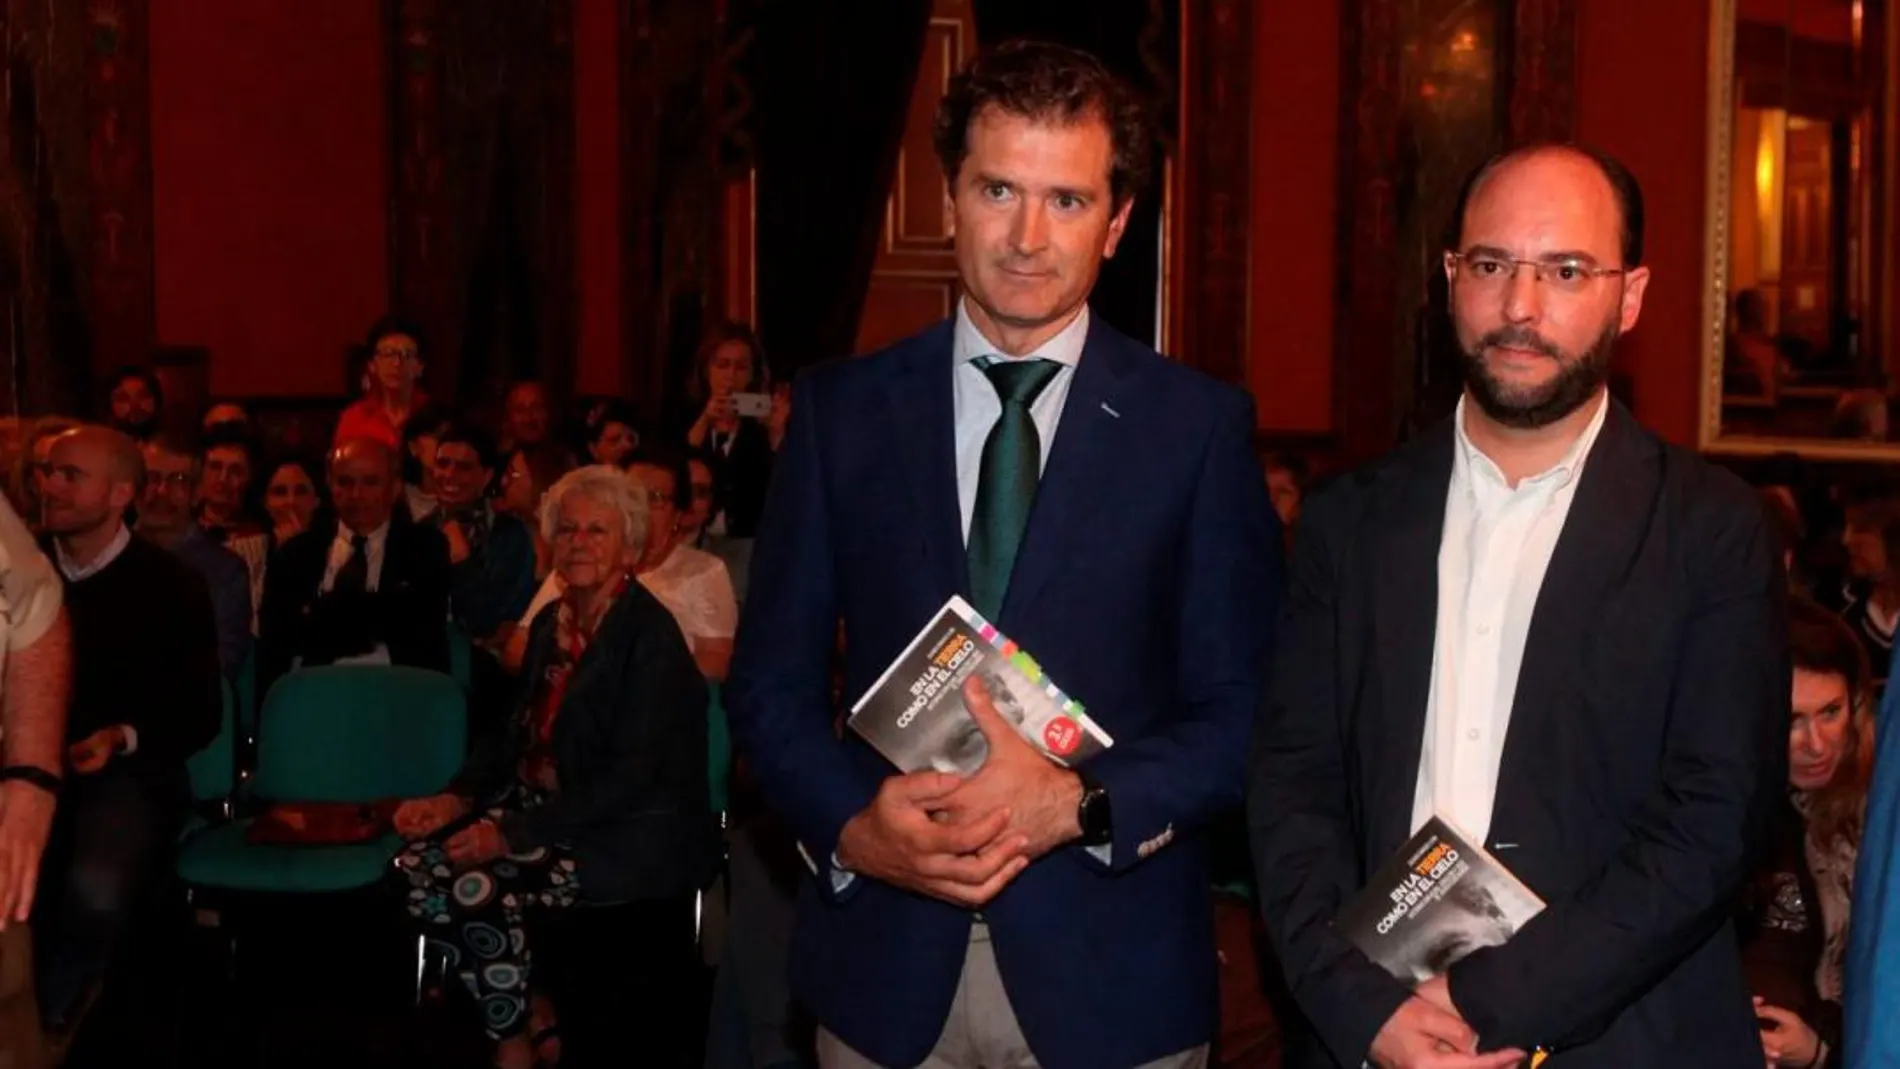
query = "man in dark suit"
xmin=256 ymin=437 xmax=450 ymax=700
xmin=728 ymin=41 xmax=1280 ymax=1069
xmin=1248 ymin=144 xmax=1786 ymax=1068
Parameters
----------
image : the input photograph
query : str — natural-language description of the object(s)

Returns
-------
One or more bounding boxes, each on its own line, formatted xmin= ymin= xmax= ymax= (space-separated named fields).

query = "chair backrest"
xmin=254 ymin=665 xmax=466 ymax=803
xmin=185 ymin=678 xmax=238 ymax=803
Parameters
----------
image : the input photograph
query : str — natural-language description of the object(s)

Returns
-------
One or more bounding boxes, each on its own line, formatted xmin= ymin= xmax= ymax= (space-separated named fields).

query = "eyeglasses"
xmin=1447 ymin=251 xmax=1628 ymax=295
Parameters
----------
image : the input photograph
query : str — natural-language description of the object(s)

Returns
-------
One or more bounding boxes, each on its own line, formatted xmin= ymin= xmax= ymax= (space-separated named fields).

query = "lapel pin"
xmin=1100 ymin=401 xmax=1121 ymax=419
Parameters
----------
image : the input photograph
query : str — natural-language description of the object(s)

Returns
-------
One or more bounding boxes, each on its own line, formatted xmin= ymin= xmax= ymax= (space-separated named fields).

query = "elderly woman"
xmin=392 ymin=464 xmax=718 ymax=1069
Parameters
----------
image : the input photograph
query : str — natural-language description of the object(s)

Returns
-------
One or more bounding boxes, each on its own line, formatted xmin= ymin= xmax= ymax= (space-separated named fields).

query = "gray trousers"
xmin=817 ymin=925 xmax=1208 ymax=1069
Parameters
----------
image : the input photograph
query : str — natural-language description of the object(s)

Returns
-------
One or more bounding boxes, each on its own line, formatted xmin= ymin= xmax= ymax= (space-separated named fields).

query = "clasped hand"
xmin=1369 ymin=976 xmax=1527 ymax=1069
xmin=837 ymin=676 xmax=1083 ymax=907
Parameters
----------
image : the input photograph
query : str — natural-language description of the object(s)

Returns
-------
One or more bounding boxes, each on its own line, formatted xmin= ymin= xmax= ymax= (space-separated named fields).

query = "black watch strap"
xmin=0 ymin=765 xmax=62 ymax=796
xmin=1076 ymin=769 xmax=1113 ymax=847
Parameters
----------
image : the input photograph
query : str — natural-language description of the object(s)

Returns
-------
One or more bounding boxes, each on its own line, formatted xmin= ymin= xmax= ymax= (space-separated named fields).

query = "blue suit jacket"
xmin=1846 ymin=641 xmax=1900 ymax=1067
xmin=727 ymin=316 xmax=1282 ymax=1069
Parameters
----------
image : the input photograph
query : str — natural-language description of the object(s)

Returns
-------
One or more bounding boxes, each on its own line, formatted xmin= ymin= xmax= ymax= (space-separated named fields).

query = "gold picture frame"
xmin=1698 ymin=0 xmax=1900 ymax=461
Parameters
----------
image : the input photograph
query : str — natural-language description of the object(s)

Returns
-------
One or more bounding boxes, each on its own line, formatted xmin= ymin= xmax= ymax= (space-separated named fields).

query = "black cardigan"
xmin=1739 ymin=795 xmax=1846 ymax=1067
xmin=456 ymin=582 xmax=718 ymax=903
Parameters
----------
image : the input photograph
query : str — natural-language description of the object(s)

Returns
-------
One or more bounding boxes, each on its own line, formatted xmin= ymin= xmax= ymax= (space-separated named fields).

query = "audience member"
xmin=14 ymin=415 xmax=80 ymax=531
xmin=393 ymin=465 xmax=715 ymax=1069
xmin=260 ymin=455 xmax=328 ymax=550
xmin=1262 ymin=450 xmax=1309 ymax=550
xmin=1726 ymin=288 xmax=1780 ymax=401
xmin=1826 ymin=484 xmax=1900 ymax=685
xmin=196 ymin=424 xmax=262 ymax=542
xmin=200 ymin=402 xmax=250 ymax=437
xmin=1832 ymin=389 xmax=1890 ymax=443
xmin=138 ymin=436 xmax=252 ymax=677
xmin=583 ymin=400 xmax=641 ymax=468
xmin=499 ymin=382 xmax=576 ymax=524
xmin=101 ymin=368 xmax=163 ymax=443
xmin=426 ymin=422 xmax=537 ymax=642
xmin=336 ymin=316 xmax=429 ymax=449
xmin=679 ymin=323 xmax=786 ymax=545
xmin=626 ymin=446 xmax=737 ymax=680
xmin=1743 ymin=598 xmax=1872 ymax=1069
xmin=400 ymin=404 xmax=454 ymax=523
xmin=680 ymin=453 xmax=717 ymax=549
xmin=33 ymin=426 xmax=219 ymax=1037
xmin=255 ymin=438 xmax=450 ymax=700
xmin=0 ymin=490 xmax=69 ymax=1069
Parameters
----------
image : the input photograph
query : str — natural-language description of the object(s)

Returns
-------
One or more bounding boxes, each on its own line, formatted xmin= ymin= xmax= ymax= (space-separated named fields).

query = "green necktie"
xmin=967 ymin=357 xmax=1061 ymax=618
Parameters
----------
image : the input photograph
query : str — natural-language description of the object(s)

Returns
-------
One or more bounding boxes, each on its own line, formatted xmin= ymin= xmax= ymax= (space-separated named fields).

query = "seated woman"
xmin=1742 ymin=597 xmax=1875 ymax=1069
xmin=392 ymin=465 xmax=718 ymax=1069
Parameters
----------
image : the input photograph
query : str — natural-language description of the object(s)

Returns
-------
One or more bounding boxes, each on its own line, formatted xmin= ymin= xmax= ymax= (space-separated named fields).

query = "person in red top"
xmin=335 ymin=316 xmax=429 ymax=448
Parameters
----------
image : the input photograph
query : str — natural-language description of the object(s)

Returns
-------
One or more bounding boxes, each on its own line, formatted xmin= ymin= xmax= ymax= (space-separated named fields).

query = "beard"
xmin=1458 ymin=317 xmax=1619 ymax=430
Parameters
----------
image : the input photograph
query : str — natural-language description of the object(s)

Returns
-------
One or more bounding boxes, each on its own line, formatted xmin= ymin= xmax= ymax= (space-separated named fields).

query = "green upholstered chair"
xmin=175 ymin=665 xmax=465 ymax=894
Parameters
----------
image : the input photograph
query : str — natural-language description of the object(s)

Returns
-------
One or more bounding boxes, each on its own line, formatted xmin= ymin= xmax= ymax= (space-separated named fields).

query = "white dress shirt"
xmin=952 ymin=299 xmax=1087 ymax=539
xmin=319 ymin=521 xmax=391 ymax=594
xmin=54 ymin=523 xmax=139 ymax=754
xmin=1410 ymin=393 xmax=1608 ymax=846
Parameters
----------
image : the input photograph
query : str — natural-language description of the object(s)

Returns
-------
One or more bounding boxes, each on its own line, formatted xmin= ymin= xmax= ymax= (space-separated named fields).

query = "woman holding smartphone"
xmin=678 ymin=322 xmax=786 ymax=599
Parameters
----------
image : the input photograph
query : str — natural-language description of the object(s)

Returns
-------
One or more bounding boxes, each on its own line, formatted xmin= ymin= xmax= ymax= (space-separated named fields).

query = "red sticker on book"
xmin=1043 ymin=717 xmax=1081 ymax=757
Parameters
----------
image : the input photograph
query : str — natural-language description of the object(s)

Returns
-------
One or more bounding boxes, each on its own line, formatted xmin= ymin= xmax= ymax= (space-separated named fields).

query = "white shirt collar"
xmin=1453 ymin=389 xmax=1609 ymax=493
xmin=56 ymin=522 xmax=132 ymax=582
xmin=952 ymin=298 xmax=1089 ymax=369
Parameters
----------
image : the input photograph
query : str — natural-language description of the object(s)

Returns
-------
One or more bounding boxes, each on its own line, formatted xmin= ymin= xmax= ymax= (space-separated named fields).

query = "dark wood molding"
xmin=1507 ymin=0 xmax=1578 ymax=145
xmin=386 ymin=0 xmax=454 ymax=397
xmin=1176 ymin=0 xmax=1252 ymax=384
xmin=83 ymin=0 xmax=155 ymax=374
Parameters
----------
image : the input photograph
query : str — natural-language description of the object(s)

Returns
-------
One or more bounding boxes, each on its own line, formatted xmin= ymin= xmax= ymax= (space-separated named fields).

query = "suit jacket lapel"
xmin=998 ymin=316 xmax=1136 ymax=625
xmin=1368 ymin=421 xmax=1454 ymax=863
xmin=882 ymin=321 xmax=967 ymax=600
xmin=1488 ymin=401 xmax=1659 ymax=848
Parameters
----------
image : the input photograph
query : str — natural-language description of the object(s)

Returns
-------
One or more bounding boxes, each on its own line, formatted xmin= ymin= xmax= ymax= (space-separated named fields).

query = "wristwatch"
xmin=1076 ymin=770 xmax=1113 ymax=847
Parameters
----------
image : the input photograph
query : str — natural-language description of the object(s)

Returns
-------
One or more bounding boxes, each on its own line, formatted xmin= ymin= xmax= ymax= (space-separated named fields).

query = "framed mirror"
xmin=1701 ymin=0 xmax=1900 ymax=459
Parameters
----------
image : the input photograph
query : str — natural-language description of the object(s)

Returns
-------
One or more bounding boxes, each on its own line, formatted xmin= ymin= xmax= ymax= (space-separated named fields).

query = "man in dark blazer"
xmin=256 ymin=437 xmax=450 ymax=700
xmin=1249 ymin=144 xmax=1786 ymax=1069
xmin=727 ymin=41 xmax=1280 ymax=1069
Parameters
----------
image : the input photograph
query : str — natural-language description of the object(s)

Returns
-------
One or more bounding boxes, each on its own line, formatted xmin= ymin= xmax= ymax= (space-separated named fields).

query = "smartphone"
xmin=731 ymin=392 xmax=772 ymax=419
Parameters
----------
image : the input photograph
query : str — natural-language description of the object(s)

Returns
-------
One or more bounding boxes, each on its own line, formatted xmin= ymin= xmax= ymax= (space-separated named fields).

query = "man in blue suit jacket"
xmin=1846 ymin=641 xmax=1900 ymax=1067
xmin=727 ymin=40 xmax=1281 ymax=1069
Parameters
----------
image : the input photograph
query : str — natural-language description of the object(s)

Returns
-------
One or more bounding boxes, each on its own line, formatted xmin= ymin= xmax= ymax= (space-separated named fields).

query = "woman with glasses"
xmin=335 ymin=316 xmax=429 ymax=449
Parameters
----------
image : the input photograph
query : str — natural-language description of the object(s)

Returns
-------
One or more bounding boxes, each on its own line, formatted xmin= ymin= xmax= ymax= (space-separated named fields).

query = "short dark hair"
xmin=588 ymin=401 xmax=640 ymax=446
xmin=625 ymin=442 xmax=693 ymax=511
xmin=934 ymin=39 xmax=1153 ymax=209
xmin=435 ymin=420 xmax=501 ymax=474
xmin=1452 ymin=143 xmax=1647 ymax=267
xmin=104 ymin=365 xmax=164 ymax=410
xmin=365 ymin=315 xmax=427 ymax=356
xmin=200 ymin=422 xmax=254 ymax=465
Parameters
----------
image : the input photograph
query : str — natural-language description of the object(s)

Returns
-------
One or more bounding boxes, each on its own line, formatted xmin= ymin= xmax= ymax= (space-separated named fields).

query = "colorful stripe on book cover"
xmin=965 ymin=606 xmax=1091 ymax=758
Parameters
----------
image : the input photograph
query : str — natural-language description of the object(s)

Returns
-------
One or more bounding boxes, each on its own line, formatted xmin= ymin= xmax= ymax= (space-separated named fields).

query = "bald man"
xmin=255 ymin=436 xmax=450 ymax=700
xmin=1249 ymin=145 xmax=1783 ymax=1068
xmin=35 ymin=425 xmax=221 ymax=1035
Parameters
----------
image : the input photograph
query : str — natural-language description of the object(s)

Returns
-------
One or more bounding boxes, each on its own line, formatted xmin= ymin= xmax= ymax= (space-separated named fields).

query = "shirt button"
xmin=1476 ymin=623 xmax=1492 ymax=636
xmin=1466 ymin=729 xmax=1480 ymax=741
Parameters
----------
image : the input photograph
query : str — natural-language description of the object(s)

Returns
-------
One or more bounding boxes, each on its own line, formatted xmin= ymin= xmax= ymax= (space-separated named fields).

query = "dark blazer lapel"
xmin=882 ymin=321 xmax=967 ymax=600
xmin=1367 ymin=420 xmax=1455 ymax=864
xmin=998 ymin=316 xmax=1137 ymax=624
xmin=1489 ymin=401 xmax=1660 ymax=847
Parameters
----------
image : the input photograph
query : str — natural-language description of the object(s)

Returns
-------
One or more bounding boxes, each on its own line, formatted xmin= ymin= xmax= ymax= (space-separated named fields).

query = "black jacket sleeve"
xmin=1248 ymin=484 xmax=1413 ymax=1066
xmin=134 ymin=561 xmax=223 ymax=767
